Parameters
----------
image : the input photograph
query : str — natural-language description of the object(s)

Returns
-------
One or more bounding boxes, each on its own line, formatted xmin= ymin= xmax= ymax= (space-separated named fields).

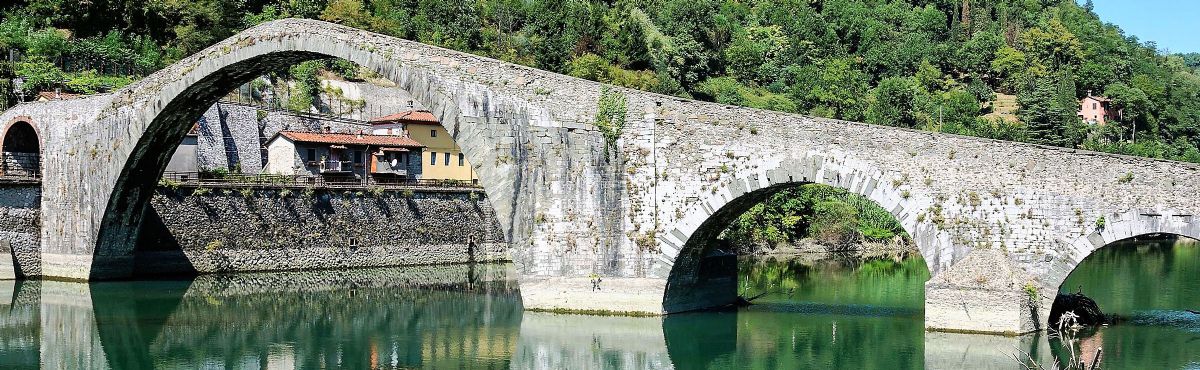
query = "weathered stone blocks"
xmin=135 ymin=186 xmax=506 ymax=275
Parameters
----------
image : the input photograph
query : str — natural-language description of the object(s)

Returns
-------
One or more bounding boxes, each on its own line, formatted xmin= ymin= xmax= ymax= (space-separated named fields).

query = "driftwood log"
xmin=1049 ymin=291 xmax=1109 ymax=327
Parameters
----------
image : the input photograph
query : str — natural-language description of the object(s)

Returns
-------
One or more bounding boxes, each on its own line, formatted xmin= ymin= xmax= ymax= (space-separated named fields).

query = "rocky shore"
xmin=734 ymin=236 xmax=918 ymax=261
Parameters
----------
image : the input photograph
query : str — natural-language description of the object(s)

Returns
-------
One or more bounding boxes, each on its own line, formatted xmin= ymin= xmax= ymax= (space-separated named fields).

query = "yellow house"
xmin=369 ymin=110 xmax=478 ymax=183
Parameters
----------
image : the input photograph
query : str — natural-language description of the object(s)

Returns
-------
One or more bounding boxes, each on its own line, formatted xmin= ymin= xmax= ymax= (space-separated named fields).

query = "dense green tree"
xmin=724 ymin=25 xmax=788 ymax=85
xmin=721 ymin=184 xmax=907 ymax=250
xmin=787 ymin=58 xmax=870 ymax=120
xmin=1018 ymin=73 xmax=1079 ymax=146
xmin=866 ymin=77 xmax=920 ymax=128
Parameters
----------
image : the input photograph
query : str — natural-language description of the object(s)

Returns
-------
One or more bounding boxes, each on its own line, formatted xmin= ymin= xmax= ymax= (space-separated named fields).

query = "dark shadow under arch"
xmin=2 ymin=120 xmax=40 ymax=153
xmin=1 ymin=120 xmax=41 ymax=177
xmin=663 ymin=183 xmax=799 ymax=312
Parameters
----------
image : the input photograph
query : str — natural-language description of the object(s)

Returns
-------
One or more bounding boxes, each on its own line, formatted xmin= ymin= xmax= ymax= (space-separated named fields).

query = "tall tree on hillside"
xmin=1019 ymin=73 xmax=1079 ymax=146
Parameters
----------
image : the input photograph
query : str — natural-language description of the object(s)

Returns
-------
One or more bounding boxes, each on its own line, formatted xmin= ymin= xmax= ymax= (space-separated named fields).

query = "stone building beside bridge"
xmin=165 ymin=101 xmax=476 ymax=185
xmin=264 ymin=130 xmax=425 ymax=181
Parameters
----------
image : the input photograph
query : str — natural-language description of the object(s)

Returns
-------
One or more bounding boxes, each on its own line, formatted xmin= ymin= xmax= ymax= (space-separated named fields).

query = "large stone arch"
xmin=657 ymin=150 xmax=950 ymax=312
xmin=40 ymin=19 xmax=539 ymax=279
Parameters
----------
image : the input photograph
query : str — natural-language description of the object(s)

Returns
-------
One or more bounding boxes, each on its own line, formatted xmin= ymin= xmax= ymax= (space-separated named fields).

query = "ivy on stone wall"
xmin=595 ymin=86 xmax=627 ymax=154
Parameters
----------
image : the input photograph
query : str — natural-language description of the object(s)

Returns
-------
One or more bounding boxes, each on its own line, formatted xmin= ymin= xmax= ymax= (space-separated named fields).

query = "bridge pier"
xmin=925 ymin=283 xmax=1040 ymax=335
xmin=519 ymin=277 xmax=667 ymax=315
xmin=39 ymin=254 xmax=133 ymax=281
xmin=923 ymin=249 xmax=1044 ymax=335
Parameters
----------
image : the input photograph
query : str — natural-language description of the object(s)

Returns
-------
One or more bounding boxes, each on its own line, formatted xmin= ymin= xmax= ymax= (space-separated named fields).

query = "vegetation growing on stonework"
xmin=158 ymin=178 xmax=182 ymax=191
xmin=192 ymin=187 xmax=212 ymax=196
xmin=721 ymin=184 xmax=907 ymax=251
xmin=595 ymin=86 xmax=627 ymax=152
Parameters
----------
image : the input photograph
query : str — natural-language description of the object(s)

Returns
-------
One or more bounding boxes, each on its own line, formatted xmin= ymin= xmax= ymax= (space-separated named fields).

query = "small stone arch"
xmin=1040 ymin=209 xmax=1200 ymax=325
xmin=657 ymin=150 xmax=953 ymax=313
xmin=1052 ymin=209 xmax=1200 ymax=288
xmin=0 ymin=117 xmax=42 ymax=177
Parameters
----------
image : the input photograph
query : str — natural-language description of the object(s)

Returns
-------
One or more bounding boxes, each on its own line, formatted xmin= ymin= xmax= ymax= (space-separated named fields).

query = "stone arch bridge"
xmin=2 ymin=19 xmax=1198 ymax=335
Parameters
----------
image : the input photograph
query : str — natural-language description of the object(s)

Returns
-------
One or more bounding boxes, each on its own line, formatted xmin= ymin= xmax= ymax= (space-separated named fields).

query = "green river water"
xmin=0 ymin=239 xmax=1196 ymax=369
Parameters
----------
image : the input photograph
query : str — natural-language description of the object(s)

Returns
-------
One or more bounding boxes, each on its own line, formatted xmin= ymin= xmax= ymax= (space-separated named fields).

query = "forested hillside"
xmin=2 ymin=0 xmax=1200 ymax=163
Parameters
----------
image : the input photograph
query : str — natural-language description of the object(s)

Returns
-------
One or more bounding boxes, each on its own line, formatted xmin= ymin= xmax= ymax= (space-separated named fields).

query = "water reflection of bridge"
xmin=0 ymin=264 xmax=1062 ymax=369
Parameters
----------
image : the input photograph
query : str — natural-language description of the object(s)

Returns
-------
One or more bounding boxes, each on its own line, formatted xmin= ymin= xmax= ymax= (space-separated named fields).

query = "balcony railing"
xmin=372 ymin=162 xmax=408 ymax=176
xmin=320 ymin=160 xmax=351 ymax=173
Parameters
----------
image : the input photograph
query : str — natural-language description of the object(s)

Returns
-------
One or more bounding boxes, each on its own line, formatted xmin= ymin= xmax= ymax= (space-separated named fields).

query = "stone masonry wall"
xmin=0 ymin=185 xmax=39 ymax=278
xmin=197 ymin=103 xmax=262 ymax=172
xmin=197 ymin=102 xmax=371 ymax=174
xmin=134 ymin=186 xmax=506 ymax=275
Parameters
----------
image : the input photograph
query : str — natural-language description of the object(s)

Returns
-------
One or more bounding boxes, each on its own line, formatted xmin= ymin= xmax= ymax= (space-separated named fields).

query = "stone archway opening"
xmin=100 ymin=50 xmax=508 ymax=278
xmin=1050 ymin=233 xmax=1199 ymax=327
xmin=1044 ymin=232 xmax=1200 ymax=369
xmin=1 ymin=120 xmax=41 ymax=177
xmin=662 ymin=181 xmax=929 ymax=313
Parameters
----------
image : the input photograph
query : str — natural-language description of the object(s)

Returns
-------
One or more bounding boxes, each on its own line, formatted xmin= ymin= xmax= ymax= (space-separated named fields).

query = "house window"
xmin=430 ymin=152 xmax=437 ymax=165
xmin=306 ymin=148 xmax=316 ymax=162
xmin=431 ymin=129 xmax=437 ymax=137
xmin=1093 ymin=103 xmax=1097 ymax=110
xmin=354 ymin=150 xmax=363 ymax=163
xmin=458 ymin=153 xmax=465 ymax=166
xmin=444 ymin=152 xmax=451 ymax=166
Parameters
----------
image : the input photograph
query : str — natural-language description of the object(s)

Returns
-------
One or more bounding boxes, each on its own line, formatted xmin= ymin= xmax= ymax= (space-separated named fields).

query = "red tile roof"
xmin=35 ymin=91 xmax=82 ymax=100
xmin=369 ymin=110 xmax=441 ymax=125
xmin=276 ymin=131 xmax=425 ymax=148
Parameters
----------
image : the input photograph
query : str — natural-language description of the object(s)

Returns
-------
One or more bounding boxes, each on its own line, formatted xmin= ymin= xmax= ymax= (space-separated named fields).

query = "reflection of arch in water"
xmin=663 ymin=312 xmax=735 ymax=368
xmin=0 ymin=118 xmax=41 ymax=177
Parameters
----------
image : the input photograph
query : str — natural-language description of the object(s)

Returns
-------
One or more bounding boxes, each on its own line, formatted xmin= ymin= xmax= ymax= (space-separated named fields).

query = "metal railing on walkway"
xmin=160 ymin=171 xmax=481 ymax=191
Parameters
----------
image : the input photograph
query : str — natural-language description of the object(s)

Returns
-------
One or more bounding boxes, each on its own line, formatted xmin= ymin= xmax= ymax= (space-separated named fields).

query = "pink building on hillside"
xmin=1078 ymin=91 xmax=1119 ymax=125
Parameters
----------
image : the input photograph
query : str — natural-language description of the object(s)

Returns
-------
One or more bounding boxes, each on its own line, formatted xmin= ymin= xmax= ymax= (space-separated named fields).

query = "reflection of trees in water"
xmin=737 ymin=256 xmax=929 ymax=309
xmin=664 ymin=307 xmax=926 ymax=369
xmin=1051 ymin=237 xmax=1200 ymax=369
xmin=673 ymin=255 xmax=932 ymax=369
xmin=1062 ymin=238 xmax=1199 ymax=314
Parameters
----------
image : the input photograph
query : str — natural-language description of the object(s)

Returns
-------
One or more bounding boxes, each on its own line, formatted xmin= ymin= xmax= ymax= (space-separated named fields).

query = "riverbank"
xmin=737 ymin=236 xmax=918 ymax=262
